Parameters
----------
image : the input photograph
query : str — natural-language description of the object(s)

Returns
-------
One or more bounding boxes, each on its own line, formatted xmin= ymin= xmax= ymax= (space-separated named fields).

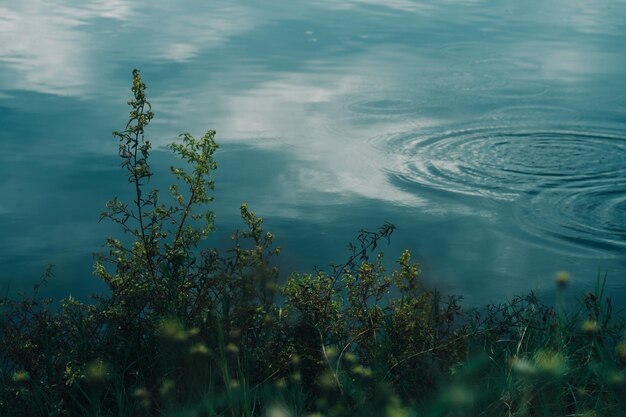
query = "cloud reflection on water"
xmin=154 ymin=49 xmax=444 ymax=206
xmin=0 ymin=0 xmax=262 ymax=95
xmin=1 ymin=0 xmax=626 ymax=300
xmin=0 ymin=0 xmax=135 ymax=95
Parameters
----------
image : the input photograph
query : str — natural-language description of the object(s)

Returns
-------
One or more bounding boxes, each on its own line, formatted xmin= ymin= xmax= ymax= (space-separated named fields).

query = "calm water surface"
xmin=1 ymin=0 xmax=625 ymax=304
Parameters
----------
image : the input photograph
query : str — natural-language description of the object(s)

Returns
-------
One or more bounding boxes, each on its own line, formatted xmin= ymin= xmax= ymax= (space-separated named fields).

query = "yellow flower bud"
xmin=555 ymin=271 xmax=570 ymax=288
xmin=581 ymin=320 xmax=599 ymax=334
xmin=12 ymin=370 xmax=30 ymax=382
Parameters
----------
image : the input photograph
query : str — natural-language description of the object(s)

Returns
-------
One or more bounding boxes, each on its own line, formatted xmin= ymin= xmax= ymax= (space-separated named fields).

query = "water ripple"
xmin=380 ymin=124 xmax=626 ymax=252
xmin=344 ymin=91 xmax=426 ymax=121
xmin=487 ymin=105 xmax=584 ymax=124
xmin=516 ymin=180 xmax=626 ymax=252
xmin=346 ymin=97 xmax=421 ymax=119
xmin=383 ymin=126 xmax=626 ymax=199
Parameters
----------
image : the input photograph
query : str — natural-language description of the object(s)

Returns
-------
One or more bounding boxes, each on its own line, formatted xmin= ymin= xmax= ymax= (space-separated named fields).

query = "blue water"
xmin=1 ymin=0 xmax=625 ymax=304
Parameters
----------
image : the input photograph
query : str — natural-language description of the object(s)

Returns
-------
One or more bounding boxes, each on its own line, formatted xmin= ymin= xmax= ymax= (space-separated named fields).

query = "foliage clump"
xmin=2 ymin=71 xmax=626 ymax=417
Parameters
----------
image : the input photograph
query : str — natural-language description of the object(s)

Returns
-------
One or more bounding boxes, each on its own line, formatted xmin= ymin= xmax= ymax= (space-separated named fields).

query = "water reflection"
xmin=385 ymin=126 xmax=626 ymax=198
xmin=1 ymin=0 xmax=625 ymax=303
xmin=0 ymin=0 xmax=132 ymax=95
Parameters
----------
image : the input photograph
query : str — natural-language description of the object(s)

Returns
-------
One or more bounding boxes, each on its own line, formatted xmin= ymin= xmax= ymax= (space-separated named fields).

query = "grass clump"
xmin=1 ymin=70 xmax=626 ymax=417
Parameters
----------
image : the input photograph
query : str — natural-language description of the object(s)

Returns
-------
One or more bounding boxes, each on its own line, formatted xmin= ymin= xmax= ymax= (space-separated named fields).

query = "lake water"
xmin=1 ymin=0 xmax=625 ymax=304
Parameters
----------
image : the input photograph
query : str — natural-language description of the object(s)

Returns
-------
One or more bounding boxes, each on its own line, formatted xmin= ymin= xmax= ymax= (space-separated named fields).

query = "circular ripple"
xmin=441 ymin=41 xmax=494 ymax=58
xmin=344 ymin=91 xmax=426 ymax=119
xmin=516 ymin=180 xmax=626 ymax=252
xmin=428 ymin=69 xmax=509 ymax=95
xmin=383 ymin=125 xmax=626 ymax=201
xmin=345 ymin=96 xmax=423 ymax=120
xmin=487 ymin=105 xmax=584 ymax=125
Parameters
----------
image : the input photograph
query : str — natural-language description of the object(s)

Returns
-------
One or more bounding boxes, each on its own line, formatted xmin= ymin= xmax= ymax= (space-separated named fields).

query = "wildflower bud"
xmin=533 ymin=350 xmax=567 ymax=377
xmin=189 ymin=343 xmax=210 ymax=356
xmin=615 ymin=342 xmax=626 ymax=360
xmin=324 ymin=345 xmax=338 ymax=360
xmin=85 ymin=360 xmax=109 ymax=383
xmin=157 ymin=318 xmax=187 ymax=341
xmin=290 ymin=354 xmax=301 ymax=366
xmin=581 ymin=320 xmax=599 ymax=334
xmin=385 ymin=397 xmax=409 ymax=417
xmin=555 ymin=271 xmax=570 ymax=289
xmin=266 ymin=404 xmax=292 ymax=417
xmin=317 ymin=371 xmax=337 ymax=390
xmin=159 ymin=379 xmax=175 ymax=396
xmin=186 ymin=327 xmax=200 ymax=337
xmin=12 ymin=370 xmax=30 ymax=383
xmin=274 ymin=378 xmax=287 ymax=389
xmin=361 ymin=367 xmax=373 ymax=378
xmin=351 ymin=365 xmax=373 ymax=378
xmin=225 ymin=343 xmax=239 ymax=355
xmin=510 ymin=356 xmax=537 ymax=378
xmin=133 ymin=387 xmax=151 ymax=408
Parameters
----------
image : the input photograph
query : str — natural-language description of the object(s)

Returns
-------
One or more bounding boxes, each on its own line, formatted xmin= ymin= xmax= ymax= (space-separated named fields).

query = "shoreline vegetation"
xmin=2 ymin=70 xmax=625 ymax=417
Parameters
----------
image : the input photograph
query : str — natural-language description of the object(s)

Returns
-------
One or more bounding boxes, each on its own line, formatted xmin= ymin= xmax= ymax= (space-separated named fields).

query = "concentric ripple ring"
xmin=516 ymin=179 xmax=626 ymax=252
xmin=383 ymin=125 xmax=626 ymax=201
xmin=381 ymin=124 xmax=626 ymax=252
